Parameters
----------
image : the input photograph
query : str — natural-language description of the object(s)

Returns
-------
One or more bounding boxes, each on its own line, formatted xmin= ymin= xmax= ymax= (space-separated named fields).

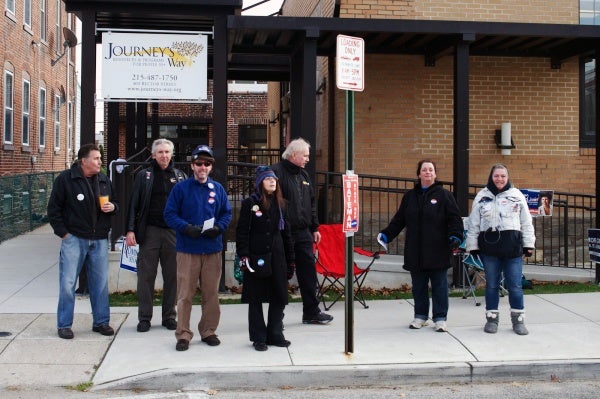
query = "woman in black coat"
xmin=378 ymin=160 xmax=463 ymax=332
xmin=236 ymin=166 xmax=295 ymax=351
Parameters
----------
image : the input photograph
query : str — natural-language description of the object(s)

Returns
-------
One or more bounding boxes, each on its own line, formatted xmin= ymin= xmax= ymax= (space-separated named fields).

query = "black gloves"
xmin=201 ymin=226 xmax=221 ymax=239
xmin=449 ymin=236 xmax=461 ymax=250
xmin=287 ymin=262 xmax=296 ymax=280
xmin=523 ymin=248 xmax=534 ymax=257
xmin=184 ymin=224 xmax=202 ymax=239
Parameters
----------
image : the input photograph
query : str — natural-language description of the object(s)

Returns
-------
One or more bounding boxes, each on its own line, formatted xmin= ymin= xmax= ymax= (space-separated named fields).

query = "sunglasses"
xmin=193 ymin=161 xmax=213 ymax=167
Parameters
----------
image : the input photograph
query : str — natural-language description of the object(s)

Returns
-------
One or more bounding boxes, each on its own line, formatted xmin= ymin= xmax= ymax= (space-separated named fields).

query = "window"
xmin=54 ymin=94 xmax=60 ymax=150
xmin=24 ymin=0 xmax=31 ymax=27
xmin=22 ymin=80 xmax=30 ymax=146
xmin=580 ymin=1 xmax=599 ymax=147
xmin=40 ymin=0 xmax=47 ymax=42
xmin=55 ymin=0 xmax=61 ymax=53
xmin=67 ymin=101 xmax=72 ymax=152
xmin=39 ymin=88 xmax=46 ymax=147
xmin=3 ymin=71 xmax=14 ymax=144
xmin=6 ymin=0 xmax=15 ymax=15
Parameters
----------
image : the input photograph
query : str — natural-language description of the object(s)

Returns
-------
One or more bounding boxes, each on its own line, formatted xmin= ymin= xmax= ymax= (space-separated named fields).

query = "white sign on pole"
xmin=102 ymin=32 xmax=208 ymax=101
xmin=336 ymin=34 xmax=364 ymax=91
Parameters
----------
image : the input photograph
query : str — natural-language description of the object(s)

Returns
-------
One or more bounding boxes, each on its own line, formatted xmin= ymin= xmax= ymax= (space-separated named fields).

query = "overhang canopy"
xmin=64 ymin=0 xmax=600 ymax=81
xmin=226 ymin=16 xmax=600 ymax=80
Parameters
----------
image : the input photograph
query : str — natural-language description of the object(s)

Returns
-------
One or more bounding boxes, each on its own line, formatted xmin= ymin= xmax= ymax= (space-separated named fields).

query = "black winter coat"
xmin=271 ymin=160 xmax=319 ymax=233
xmin=381 ymin=182 xmax=463 ymax=272
xmin=47 ymin=162 xmax=119 ymax=239
xmin=236 ymin=194 xmax=295 ymax=304
xmin=126 ymin=159 xmax=186 ymax=244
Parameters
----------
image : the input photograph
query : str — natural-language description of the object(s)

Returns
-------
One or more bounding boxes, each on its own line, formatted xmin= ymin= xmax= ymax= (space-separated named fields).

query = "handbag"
xmin=233 ymin=254 xmax=244 ymax=284
xmin=248 ymin=253 xmax=272 ymax=278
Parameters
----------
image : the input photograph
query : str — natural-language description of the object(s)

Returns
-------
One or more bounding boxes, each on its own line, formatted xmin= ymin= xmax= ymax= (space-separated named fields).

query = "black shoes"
xmin=57 ymin=328 xmax=74 ymax=339
xmin=176 ymin=339 xmax=189 ymax=351
xmin=92 ymin=324 xmax=115 ymax=336
xmin=302 ymin=312 xmax=334 ymax=325
xmin=253 ymin=341 xmax=268 ymax=351
xmin=201 ymin=334 xmax=221 ymax=346
xmin=137 ymin=320 xmax=151 ymax=332
xmin=137 ymin=319 xmax=176 ymax=332
xmin=162 ymin=319 xmax=177 ymax=330
xmin=267 ymin=339 xmax=291 ymax=347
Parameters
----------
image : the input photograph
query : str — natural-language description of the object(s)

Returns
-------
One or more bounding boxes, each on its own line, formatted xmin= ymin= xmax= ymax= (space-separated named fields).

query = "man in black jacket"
xmin=271 ymin=138 xmax=333 ymax=325
xmin=125 ymin=139 xmax=186 ymax=332
xmin=48 ymin=143 xmax=119 ymax=339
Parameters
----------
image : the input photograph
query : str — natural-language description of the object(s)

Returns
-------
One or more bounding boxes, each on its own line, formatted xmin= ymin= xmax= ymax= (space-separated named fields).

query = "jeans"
xmin=57 ymin=234 xmax=110 ymax=329
xmin=480 ymin=254 xmax=524 ymax=311
xmin=410 ymin=269 xmax=449 ymax=322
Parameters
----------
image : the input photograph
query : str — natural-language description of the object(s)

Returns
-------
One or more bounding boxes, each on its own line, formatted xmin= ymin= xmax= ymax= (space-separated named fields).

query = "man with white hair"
xmin=126 ymin=138 xmax=186 ymax=333
xmin=271 ymin=138 xmax=333 ymax=325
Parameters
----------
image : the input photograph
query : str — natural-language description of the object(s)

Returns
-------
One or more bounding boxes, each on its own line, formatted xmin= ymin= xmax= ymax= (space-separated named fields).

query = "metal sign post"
xmin=336 ymin=34 xmax=364 ymax=354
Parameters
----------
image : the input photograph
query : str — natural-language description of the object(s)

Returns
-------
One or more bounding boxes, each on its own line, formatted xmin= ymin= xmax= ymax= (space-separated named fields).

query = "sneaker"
xmin=137 ymin=320 xmax=151 ymax=332
xmin=253 ymin=341 xmax=268 ymax=351
xmin=434 ymin=320 xmax=448 ymax=332
xmin=409 ymin=318 xmax=429 ymax=329
xmin=201 ymin=334 xmax=221 ymax=346
xmin=162 ymin=319 xmax=177 ymax=330
xmin=176 ymin=339 xmax=189 ymax=351
xmin=302 ymin=312 xmax=334 ymax=325
xmin=57 ymin=328 xmax=74 ymax=339
xmin=92 ymin=324 xmax=115 ymax=336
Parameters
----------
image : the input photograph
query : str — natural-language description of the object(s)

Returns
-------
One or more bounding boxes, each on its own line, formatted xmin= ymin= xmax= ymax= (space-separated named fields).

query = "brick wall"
xmin=338 ymin=0 xmax=578 ymax=23
xmin=0 ymin=2 xmax=75 ymax=175
xmin=320 ymin=53 xmax=593 ymax=194
xmin=111 ymin=83 xmax=267 ymax=154
xmin=283 ymin=0 xmax=594 ymax=195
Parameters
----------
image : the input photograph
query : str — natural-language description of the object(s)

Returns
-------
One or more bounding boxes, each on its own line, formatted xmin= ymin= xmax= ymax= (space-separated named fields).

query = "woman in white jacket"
xmin=466 ymin=163 xmax=535 ymax=335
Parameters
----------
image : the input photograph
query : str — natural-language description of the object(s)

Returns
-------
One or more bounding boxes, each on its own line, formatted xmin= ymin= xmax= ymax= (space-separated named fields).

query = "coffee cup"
xmin=98 ymin=195 xmax=109 ymax=207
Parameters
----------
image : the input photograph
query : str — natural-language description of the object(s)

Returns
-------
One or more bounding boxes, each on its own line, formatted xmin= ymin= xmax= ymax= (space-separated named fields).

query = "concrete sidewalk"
xmin=1 ymin=225 xmax=600 ymax=392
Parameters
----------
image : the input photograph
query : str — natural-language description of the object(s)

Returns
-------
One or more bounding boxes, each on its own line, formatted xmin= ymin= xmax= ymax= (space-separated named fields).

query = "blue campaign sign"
xmin=520 ymin=189 xmax=540 ymax=215
xmin=588 ymin=229 xmax=600 ymax=263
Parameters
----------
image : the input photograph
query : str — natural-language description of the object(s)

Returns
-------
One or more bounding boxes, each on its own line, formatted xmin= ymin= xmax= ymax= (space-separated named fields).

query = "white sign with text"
xmin=336 ymin=34 xmax=365 ymax=91
xmin=102 ymin=32 xmax=208 ymax=101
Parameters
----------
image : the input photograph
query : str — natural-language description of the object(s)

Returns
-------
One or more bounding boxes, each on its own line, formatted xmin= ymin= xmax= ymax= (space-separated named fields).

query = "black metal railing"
xmin=4 ymin=149 xmax=594 ymax=270
xmin=0 ymin=172 xmax=58 ymax=243
xmin=227 ymin=163 xmax=596 ymax=269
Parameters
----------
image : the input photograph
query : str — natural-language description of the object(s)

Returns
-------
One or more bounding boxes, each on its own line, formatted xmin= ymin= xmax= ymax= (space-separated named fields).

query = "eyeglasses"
xmin=193 ymin=161 xmax=213 ymax=167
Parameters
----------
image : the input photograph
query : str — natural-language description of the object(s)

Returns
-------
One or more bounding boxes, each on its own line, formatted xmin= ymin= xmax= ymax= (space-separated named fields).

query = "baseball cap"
xmin=191 ymin=145 xmax=215 ymax=161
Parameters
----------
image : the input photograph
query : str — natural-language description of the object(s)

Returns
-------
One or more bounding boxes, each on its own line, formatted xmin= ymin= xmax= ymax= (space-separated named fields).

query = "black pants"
xmin=137 ymin=226 xmax=177 ymax=323
xmin=293 ymin=228 xmax=321 ymax=317
xmin=248 ymin=302 xmax=285 ymax=343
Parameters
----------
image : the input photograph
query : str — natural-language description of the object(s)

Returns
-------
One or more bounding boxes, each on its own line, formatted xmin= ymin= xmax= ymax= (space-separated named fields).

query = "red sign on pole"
xmin=343 ymin=173 xmax=360 ymax=233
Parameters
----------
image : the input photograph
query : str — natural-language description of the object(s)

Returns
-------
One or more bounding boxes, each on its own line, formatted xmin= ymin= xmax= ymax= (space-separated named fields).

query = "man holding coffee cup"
xmin=47 ymin=143 xmax=119 ymax=340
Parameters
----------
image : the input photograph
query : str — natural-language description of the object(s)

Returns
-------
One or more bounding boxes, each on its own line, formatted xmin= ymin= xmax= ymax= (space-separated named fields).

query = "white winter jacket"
xmin=466 ymin=186 xmax=535 ymax=253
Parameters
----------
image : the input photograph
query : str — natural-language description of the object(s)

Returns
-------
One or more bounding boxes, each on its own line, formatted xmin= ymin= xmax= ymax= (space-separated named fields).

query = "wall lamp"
xmin=495 ymin=122 xmax=516 ymax=155
xmin=51 ymin=27 xmax=78 ymax=66
xmin=316 ymin=77 xmax=326 ymax=95
xmin=268 ymin=109 xmax=280 ymax=125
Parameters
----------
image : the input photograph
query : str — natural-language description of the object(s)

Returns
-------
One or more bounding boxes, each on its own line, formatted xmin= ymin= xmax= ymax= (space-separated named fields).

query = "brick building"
xmin=0 ymin=1 xmax=76 ymax=175
xmin=107 ymin=81 xmax=269 ymax=164
xmin=274 ymin=0 xmax=596 ymax=195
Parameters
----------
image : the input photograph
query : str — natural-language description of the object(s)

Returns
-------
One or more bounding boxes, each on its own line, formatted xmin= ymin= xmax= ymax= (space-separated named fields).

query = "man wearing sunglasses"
xmin=164 ymin=144 xmax=232 ymax=351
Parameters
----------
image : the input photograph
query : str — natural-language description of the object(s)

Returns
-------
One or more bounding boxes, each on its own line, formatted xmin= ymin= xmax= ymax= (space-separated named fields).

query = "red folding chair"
xmin=314 ymin=224 xmax=382 ymax=310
